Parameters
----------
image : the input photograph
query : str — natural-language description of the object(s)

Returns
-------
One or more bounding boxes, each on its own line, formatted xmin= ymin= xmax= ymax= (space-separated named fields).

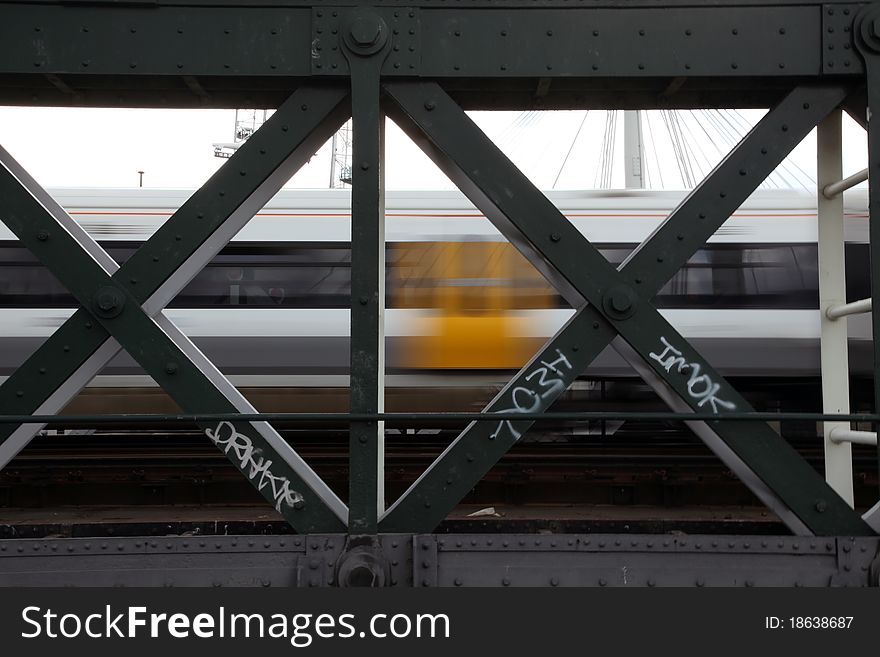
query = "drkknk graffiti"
xmin=490 ymin=349 xmax=574 ymax=442
xmin=648 ymin=337 xmax=736 ymax=413
xmin=206 ymin=421 xmax=304 ymax=511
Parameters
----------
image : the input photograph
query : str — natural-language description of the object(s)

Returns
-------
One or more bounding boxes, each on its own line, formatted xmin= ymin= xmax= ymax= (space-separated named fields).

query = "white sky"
xmin=0 ymin=106 xmax=869 ymax=193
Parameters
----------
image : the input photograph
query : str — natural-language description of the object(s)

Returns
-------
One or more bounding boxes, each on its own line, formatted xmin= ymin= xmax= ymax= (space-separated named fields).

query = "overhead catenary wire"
xmin=553 ymin=110 xmax=589 ymax=189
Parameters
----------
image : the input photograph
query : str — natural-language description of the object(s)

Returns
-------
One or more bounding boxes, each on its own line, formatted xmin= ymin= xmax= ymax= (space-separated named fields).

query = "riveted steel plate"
xmin=0 ymin=534 xmax=876 ymax=587
xmin=420 ymin=7 xmax=820 ymax=78
xmin=311 ymin=6 xmax=419 ymax=75
xmin=823 ymin=4 xmax=864 ymax=74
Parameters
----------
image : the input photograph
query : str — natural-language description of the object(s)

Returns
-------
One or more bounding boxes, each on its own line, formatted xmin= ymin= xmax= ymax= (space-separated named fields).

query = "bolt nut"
xmin=343 ymin=13 xmax=388 ymax=55
xmin=602 ymin=284 xmax=638 ymax=320
xmin=92 ymin=286 xmax=125 ymax=319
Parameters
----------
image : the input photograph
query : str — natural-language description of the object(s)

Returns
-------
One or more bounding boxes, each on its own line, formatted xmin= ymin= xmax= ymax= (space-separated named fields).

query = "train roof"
xmin=42 ymin=186 xmax=868 ymax=212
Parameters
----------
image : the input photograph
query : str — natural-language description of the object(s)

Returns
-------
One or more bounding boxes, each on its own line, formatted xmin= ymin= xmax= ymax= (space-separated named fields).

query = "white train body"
xmin=0 ymin=187 xmax=871 ymax=384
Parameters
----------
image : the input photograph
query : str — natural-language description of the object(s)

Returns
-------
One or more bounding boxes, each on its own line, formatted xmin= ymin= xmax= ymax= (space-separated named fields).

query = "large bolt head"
xmin=342 ymin=12 xmax=388 ymax=55
xmin=350 ymin=16 xmax=381 ymax=47
xmin=92 ymin=285 xmax=126 ymax=319
xmin=602 ymin=284 xmax=638 ymax=320
xmin=610 ymin=289 xmax=632 ymax=313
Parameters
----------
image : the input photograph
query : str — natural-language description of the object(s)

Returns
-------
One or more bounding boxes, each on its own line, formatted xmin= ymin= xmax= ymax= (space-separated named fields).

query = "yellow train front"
xmin=393 ymin=240 xmax=554 ymax=370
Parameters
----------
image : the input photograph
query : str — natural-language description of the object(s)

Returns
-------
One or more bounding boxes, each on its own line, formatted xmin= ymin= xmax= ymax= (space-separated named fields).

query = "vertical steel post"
xmin=343 ymin=12 xmax=389 ymax=534
xmin=817 ymin=110 xmax=855 ymax=506
xmin=856 ymin=9 xmax=880 ymax=493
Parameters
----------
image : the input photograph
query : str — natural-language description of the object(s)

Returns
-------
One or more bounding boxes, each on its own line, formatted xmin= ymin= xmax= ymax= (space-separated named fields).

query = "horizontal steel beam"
xmin=0 ymin=1 xmax=865 ymax=109
xmin=2 ymin=412 xmax=880 ymax=425
xmin=0 ymin=534 xmax=876 ymax=587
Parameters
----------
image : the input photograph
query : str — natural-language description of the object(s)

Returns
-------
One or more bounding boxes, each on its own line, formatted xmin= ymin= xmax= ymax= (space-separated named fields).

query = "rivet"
xmin=454 ymin=578 xmax=462 ymax=586
xmin=599 ymin=578 xmax=607 ymax=586
xmin=360 ymin=162 xmax=370 ymax=170
xmin=282 ymin=125 xmax=288 ymax=132
xmin=359 ymin=296 xmax=369 ymax=305
xmin=37 ymin=230 xmax=49 ymax=241
xmin=638 ymin=29 xmax=645 ymax=36
xmin=550 ymin=577 xmax=559 ymax=586
xmin=696 ymin=578 xmax=705 ymax=587
xmin=502 ymin=578 xmax=510 ymax=586
xmin=685 ymin=29 xmax=692 ymax=36
xmin=39 ymin=368 xmax=46 ymax=374
xmin=779 ymin=27 xmax=786 ymax=35
xmin=165 ymin=362 xmax=178 ymax=375
xmin=781 ymin=124 xmax=788 ymax=132
xmin=550 ymin=232 xmax=561 ymax=242
xmin=647 ymin=578 xmax=656 ymax=587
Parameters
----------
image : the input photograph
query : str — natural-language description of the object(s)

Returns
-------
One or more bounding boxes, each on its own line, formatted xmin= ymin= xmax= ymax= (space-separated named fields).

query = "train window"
xmin=0 ymin=241 xmax=867 ymax=310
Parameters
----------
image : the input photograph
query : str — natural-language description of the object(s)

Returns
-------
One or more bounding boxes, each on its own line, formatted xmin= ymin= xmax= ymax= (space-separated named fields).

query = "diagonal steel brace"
xmin=0 ymin=86 xmax=351 ymax=532
xmin=380 ymin=81 xmax=873 ymax=536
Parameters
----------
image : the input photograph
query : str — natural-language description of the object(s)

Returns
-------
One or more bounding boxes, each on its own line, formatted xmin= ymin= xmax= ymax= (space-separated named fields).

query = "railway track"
xmin=3 ymin=429 xmax=877 ymax=511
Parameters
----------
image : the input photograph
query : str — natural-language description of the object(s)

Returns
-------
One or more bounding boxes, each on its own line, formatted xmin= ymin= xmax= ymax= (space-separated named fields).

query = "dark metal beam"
xmin=0 ymin=533 xmax=876 ymax=588
xmin=343 ymin=12 xmax=390 ymax=534
xmin=0 ymin=1 xmax=865 ymax=109
xmin=854 ymin=5 xmax=880 ymax=494
xmin=0 ymin=85 xmax=351 ymax=533
xmin=380 ymin=80 xmax=872 ymax=537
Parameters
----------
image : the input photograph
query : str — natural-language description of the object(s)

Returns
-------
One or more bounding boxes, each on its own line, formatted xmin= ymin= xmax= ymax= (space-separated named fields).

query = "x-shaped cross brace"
xmin=0 ymin=86 xmax=351 ymax=533
xmin=380 ymin=81 xmax=874 ymax=536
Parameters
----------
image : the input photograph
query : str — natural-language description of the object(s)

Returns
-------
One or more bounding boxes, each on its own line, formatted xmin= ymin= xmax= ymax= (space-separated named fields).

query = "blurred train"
xmin=0 ymin=187 xmax=872 ymax=406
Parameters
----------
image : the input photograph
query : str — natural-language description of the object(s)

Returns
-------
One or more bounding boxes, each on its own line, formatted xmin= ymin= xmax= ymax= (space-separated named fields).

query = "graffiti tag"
xmin=490 ymin=349 xmax=574 ymax=442
xmin=648 ymin=337 xmax=736 ymax=413
xmin=206 ymin=421 xmax=304 ymax=512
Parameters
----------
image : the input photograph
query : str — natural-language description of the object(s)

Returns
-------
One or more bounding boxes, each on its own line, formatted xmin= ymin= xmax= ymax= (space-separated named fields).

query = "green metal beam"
xmin=0 ymin=1 xmax=864 ymax=110
xmin=343 ymin=12 xmax=390 ymax=534
xmin=380 ymin=80 xmax=873 ymax=536
xmin=0 ymin=85 xmax=351 ymax=533
xmin=854 ymin=5 xmax=880 ymax=493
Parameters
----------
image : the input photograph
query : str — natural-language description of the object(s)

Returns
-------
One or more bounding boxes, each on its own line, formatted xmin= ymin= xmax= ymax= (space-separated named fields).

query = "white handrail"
xmin=822 ymin=167 xmax=868 ymax=199
xmin=829 ymin=427 xmax=878 ymax=446
xmin=826 ymin=297 xmax=872 ymax=320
